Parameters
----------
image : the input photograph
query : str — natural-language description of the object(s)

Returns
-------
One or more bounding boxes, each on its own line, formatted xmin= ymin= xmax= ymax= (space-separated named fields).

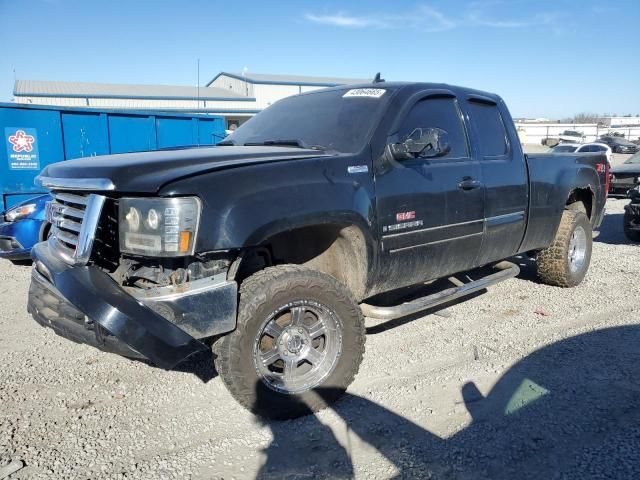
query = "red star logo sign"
xmin=8 ymin=130 xmax=35 ymax=153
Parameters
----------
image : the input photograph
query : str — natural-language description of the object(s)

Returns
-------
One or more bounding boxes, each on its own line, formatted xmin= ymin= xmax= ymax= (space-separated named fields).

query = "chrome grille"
xmin=46 ymin=192 xmax=106 ymax=265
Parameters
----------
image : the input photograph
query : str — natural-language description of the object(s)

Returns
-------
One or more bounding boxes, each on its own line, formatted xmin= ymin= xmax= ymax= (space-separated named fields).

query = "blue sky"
xmin=1 ymin=0 xmax=638 ymax=118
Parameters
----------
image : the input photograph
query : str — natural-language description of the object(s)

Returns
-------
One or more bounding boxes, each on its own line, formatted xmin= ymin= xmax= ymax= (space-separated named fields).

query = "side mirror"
xmin=390 ymin=128 xmax=451 ymax=161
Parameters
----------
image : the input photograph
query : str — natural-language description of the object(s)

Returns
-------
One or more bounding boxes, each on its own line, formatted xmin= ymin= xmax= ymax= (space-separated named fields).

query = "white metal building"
xmin=12 ymin=72 xmax=369 ymax=129
xmin=599 ymin=116 xmax=640 ymax=127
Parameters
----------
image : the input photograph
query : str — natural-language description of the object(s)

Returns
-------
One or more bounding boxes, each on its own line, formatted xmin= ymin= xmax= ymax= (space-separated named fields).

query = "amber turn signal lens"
xmin=179 ymin=231 xmax=192 ymax=253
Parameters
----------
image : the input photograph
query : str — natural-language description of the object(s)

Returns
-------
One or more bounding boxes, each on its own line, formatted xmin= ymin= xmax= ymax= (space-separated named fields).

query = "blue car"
xmin=0 ymin=194 xmax=51 ymax=262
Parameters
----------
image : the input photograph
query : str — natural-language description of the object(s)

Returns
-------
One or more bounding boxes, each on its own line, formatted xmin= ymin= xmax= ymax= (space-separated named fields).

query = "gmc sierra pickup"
xmin=28 ymin=82 xmax=608 ymax=418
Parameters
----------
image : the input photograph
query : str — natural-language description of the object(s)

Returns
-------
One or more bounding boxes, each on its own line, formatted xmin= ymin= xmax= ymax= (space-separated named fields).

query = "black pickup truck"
xmin=29 ymin=82 xmax=608 ymax=418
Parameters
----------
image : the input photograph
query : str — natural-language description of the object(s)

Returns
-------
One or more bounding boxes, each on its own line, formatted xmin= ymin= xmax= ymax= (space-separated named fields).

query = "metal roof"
xmin=13 ymin=80 xmax=253 ymax=101
xmin=0 ymin=101 xmax=239 ymax=117
xmin=208 ymin=72 xmax=371 ymax=87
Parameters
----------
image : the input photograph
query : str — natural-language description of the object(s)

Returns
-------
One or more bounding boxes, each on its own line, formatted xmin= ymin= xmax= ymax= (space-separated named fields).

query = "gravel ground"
xmin=1 ymin=197 xmax=639 ymax=479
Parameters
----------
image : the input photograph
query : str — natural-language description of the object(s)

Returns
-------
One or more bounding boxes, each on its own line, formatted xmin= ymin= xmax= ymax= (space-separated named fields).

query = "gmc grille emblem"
xmin=45 ymin=202 xmax=64 ymax=225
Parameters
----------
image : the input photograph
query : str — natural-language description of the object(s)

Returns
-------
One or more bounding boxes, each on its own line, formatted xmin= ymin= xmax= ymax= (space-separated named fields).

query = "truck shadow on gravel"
xmin=256 ymin=325 xmax=640 ymax=479
xmin=171 ymin=350 xmax=218 ymax=382
xmin=594 ymin=212 xmax=631 ymax=245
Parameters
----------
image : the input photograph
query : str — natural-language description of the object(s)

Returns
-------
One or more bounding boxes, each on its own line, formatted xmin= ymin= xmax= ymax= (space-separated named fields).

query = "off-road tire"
xmin=536 ymin=210 xmax=592 ymax=287
xmin=624 ymin=209 xmax=640 ymax=242
xmin=213 ymin=265 xmax=365 ymax=420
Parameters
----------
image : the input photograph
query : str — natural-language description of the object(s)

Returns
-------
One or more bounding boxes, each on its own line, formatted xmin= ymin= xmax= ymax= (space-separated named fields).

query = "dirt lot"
xmin=1 ymin=195 xmax=639 ymax=479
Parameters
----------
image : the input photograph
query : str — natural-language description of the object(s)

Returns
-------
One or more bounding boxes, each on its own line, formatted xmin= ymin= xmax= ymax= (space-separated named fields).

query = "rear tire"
xmin=536 ymin=210 xmax=592 ymax=287
xmin=214 ymin=265 xmax=365 ymax=420
xmin=624 ymin=209 xmax=640 ymax=242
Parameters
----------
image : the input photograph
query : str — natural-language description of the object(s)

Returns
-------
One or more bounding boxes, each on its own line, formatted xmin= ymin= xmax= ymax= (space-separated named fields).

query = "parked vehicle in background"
xmin=542 ymin=130 xmax=584 ymax=147
xmin=541 ymin=137 xmax=561 ymax=147
xmin=624 ymin=186 xmax=640 ymax=242
xmin=610 ymin=151 xmax=640 ymax=196
xmin=550 ymin=143 xmax=612 ymax=165
xmin=0 ymin=194 xmax=51 ymax=262
xmin=599 ymin=135 xmax=639 ymax=154
xmin=558 ymin=130 xmax=585 ymax=144
xmin=27 ymin=82 xmax=608 ymax=419
xmin=550 ymin=144 xmax=581 ymax=153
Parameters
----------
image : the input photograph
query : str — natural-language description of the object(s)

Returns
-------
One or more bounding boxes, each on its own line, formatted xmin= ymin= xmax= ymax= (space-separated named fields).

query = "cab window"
xmin=467 ymin=100 xmax=509 ymax=157
xmin=397 ymin=97 xmax=469 ymax=159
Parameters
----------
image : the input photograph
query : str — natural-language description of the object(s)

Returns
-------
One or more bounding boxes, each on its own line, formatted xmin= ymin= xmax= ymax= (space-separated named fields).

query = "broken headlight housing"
xmin=118 ymin=197 xmax=201 ymax=257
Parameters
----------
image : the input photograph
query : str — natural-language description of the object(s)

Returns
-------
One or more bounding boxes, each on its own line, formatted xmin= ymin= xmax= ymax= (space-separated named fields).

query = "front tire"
xmin=624 ymin=209 xmax=640 ymax=242
xmin=214 ymin=265 xmax=365 ymax=420
xmin=536 ymin=210 xmax=592 ymax=287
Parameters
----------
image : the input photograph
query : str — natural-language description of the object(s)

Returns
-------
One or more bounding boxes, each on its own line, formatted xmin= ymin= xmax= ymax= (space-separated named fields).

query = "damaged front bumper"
xmin=28 ymin=242 xmax=238 ymax=369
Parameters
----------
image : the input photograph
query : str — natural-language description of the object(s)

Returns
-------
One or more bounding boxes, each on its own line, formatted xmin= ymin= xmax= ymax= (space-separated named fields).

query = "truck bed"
xmin=520 ymin=152 xmax=608 ymax=252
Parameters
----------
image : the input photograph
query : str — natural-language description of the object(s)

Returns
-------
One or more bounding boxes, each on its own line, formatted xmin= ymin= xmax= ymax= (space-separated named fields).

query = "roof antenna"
xmin=373 ymin=72 xmax=385 ymax=83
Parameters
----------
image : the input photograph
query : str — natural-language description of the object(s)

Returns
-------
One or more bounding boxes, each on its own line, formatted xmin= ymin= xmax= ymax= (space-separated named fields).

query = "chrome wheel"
xmin=253 ymin=300 xmax=342 ymax=394
xmin=567 ymin=225 xmax=587 ymax=274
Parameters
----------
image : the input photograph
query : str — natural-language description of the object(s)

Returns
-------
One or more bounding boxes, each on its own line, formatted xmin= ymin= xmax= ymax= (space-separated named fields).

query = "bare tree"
xmin=571 ymin=112 xmax=600 ymax=124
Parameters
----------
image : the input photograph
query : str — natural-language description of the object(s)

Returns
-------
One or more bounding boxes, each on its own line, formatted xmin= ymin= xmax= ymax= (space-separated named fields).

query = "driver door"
xmin=374 ymin=94 xmax=485 ymax=289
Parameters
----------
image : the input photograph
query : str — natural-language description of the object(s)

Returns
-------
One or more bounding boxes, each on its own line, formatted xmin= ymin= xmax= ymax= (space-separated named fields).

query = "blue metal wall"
xmin=0 ymin=103 xmax=225 ymax=210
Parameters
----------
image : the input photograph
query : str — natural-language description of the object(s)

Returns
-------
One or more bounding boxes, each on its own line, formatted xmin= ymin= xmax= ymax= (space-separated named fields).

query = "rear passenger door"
xmin=465 ymin=97 xmax=528 ymax=265
xmin=374 ymin=93 xmax=485 ymax=288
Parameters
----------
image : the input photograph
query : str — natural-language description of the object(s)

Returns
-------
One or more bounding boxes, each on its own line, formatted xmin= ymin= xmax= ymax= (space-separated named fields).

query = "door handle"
xmin=457 ymin=178 xmax=483 ymax=190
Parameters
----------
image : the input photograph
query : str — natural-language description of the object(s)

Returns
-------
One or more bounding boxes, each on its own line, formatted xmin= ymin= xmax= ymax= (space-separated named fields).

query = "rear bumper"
xmin=28 ymin=242 xmax=237 ymax=369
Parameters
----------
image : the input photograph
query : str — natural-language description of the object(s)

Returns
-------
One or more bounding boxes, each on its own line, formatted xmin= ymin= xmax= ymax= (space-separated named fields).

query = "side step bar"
xmin=360 ymin=261 xmax=520 ymax=321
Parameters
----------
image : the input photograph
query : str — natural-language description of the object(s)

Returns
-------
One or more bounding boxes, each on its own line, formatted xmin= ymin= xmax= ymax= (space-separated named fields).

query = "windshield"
xmin=224 ymin=87 xmax=392 ymax=153
xmin=625 ymin=152 xmax=640 ymax=164
xmin=552 ymin=145 xmax=578 ymax=153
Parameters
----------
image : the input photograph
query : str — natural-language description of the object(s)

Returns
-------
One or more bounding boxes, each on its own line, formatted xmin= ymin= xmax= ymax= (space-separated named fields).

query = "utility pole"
xmin=197 ymin=58 xmax=201 ymax=111
xmin=243 ymin=66 xmax=248 ymax=96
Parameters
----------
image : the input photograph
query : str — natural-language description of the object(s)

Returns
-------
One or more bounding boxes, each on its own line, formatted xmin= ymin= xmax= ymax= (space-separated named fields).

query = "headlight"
xmin=5 ymin=203 xmax=36 ymax=222
xmin=118 ymin=197 xmax=201 ymax=257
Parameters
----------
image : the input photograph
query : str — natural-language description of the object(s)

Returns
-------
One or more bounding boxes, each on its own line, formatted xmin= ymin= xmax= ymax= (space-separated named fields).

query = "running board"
xmin=360 ymin=261 xmax=520 ymax=321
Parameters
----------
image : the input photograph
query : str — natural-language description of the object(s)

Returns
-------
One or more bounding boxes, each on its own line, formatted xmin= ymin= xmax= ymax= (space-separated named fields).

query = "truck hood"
xmin=37 ymin=146 xmax=331 ymax=193
xmin=611 ymin=164 xmax=640 ymax=175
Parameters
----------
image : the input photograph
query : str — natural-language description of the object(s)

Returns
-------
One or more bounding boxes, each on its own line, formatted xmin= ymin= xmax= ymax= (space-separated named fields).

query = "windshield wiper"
xmin=217 ymin=139 xmax=237 ymax=146
xmin=243 ymin=139 xmax=325 ymax=150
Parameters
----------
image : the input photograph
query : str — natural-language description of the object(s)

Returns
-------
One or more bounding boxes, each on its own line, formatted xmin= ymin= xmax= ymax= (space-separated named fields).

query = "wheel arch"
xmin=239 ymin=218 xmax=373 ymax=302
xmin=565 ymin=186 xmax=595 ymax=221
xmin=39 ymin=221 xmax=52 ymax=242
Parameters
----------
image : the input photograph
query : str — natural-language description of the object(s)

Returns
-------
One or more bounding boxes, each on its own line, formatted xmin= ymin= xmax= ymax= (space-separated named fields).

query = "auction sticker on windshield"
xmin=343 ymin=88 xmax=386 ymax=98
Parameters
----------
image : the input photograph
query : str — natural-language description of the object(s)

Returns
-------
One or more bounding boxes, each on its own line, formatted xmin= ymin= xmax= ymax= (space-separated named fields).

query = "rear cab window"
xmin=467 ymin=99 xmax=510 ymax=158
